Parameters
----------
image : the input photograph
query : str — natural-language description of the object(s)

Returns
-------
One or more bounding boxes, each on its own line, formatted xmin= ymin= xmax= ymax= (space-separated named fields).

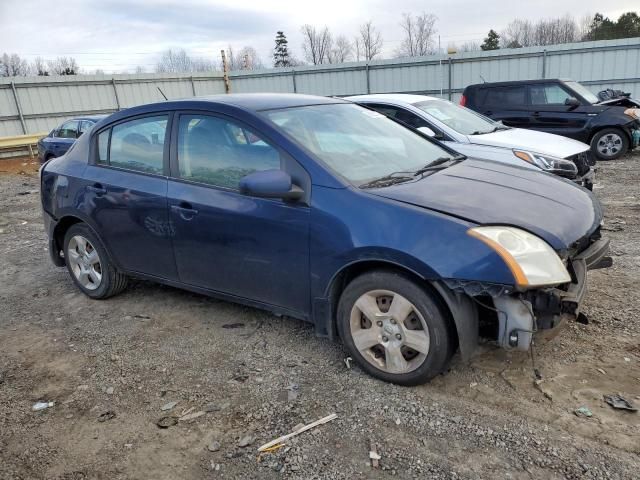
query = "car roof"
xmin=465 ymin=78 xmax=572 ymax=89
xmin=346 ymin=93 xmax=441 ymax=105
xmin=71 ymin=114 xmax=108 ymax=122
xmin=165 ymin=93 xmax=345 ymax=111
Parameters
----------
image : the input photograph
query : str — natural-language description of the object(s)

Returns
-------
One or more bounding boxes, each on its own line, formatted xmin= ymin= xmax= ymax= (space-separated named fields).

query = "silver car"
xmin=347 ymin=94 xmax=595 ymax=189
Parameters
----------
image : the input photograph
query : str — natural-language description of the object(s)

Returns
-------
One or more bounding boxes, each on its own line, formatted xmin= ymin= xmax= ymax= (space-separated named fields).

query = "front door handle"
xmin=87 ymin=184 xmax=107 ymax=195
xmin=171 ymin=203 xmax=199 ymax=220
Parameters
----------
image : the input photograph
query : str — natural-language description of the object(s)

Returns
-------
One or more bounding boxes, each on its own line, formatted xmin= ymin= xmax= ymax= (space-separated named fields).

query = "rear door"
xmin=167 ymin=112 xmax=311 ymax=314
xmin=475 ymin=85 xmax=530 ymax=128
xmin=527 ymin=83 xmax=590 ymax=140
xmin=83 ymin=113 xmax=177 ymax=280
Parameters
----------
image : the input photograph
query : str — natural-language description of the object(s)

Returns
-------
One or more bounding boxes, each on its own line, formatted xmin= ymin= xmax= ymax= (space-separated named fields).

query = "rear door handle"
xmin=532 ymin=111 xmax=541 ymax=117
xmin=87 ymin=184 xmax=107 ymax=195
xmin=171 ymin=203 xmax=199 ymax=220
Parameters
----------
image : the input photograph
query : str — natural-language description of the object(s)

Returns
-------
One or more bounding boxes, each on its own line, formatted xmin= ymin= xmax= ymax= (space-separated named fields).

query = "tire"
xmin=337 ymin=270 xmax=454 ymax=386
xmin=63 ymin=223 xmax=128 ymax=299
xmin=591 ymin=128 xmax=629 ymax=160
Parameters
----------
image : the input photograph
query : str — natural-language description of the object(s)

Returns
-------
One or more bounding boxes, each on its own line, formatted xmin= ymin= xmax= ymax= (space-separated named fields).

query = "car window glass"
xmin=97 ymin=130 xmax=109 ymax=164
xmin=483 ymin=87 xmax=526 ymax=107
xmin=530 ymin=84 xmax=572 ymax=105
xmin=57 ymin=120 xmax=80 ymax=139
xmin=177 ymin=114 xmax=281 ymax=189
xmin=78 ymin=121 xmax=94 ymax=136
xmin=414 ymin=100 xmax=497 ymax=135
xmin=564 ymin=81 xmax=599 ymax=104
xmin=365 ymin=104 xmax=431 ymax=130
xmin=264 ymin=103 xmax=454 ymax=186
xmin=109 ymin=115 xmax=167 ymax=174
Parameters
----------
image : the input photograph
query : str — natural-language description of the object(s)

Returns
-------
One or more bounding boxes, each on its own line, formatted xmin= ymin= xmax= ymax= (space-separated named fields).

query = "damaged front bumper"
xmin=493 ymin=237 xmax=611 ymax=351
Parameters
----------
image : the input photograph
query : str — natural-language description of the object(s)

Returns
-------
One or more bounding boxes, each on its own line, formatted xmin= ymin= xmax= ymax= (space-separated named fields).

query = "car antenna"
xmin=479 ymin=75 xmax=486 ymax=83
xmin=157 ymin=87 xmax=168 ymax=101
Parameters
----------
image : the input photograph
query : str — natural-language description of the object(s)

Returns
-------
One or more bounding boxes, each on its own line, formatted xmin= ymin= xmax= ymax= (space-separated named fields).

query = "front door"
xmin=83 ymin=114 xmax=176 ymax=280
xmin=528 ymin=83 xmax=589 ymax=140
xmin=167 ymin=112 xmax=310 ymax=315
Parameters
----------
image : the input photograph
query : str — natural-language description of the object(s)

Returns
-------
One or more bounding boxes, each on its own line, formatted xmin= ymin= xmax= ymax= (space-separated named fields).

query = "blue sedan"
xmin=40 ymin=94 xmax=610 ymax=385
xmin=37 ymin=115 xmax=106 ymax=163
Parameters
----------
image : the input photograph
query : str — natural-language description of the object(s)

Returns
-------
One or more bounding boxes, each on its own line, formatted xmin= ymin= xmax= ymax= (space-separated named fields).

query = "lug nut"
xmin=390 ymin=319 xmax=397 ymax=324
xmin=395 ymin=334 xmax=402 ymax=340
xmin=376 ymin=321 xmax=383 ymax=327
xmin=382 ymin=336 xmax=389 ymax=342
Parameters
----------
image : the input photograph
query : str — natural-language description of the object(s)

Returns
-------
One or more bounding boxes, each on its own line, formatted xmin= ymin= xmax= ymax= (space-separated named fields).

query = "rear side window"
xmin=366 ymin=104 xmax=430 ymax=129
xmin=107 ymin=115 xmax=168 ymax=174
xmin=176 ymin=114 xmax=281 ymax=189
xmin=530 ymin=84 xmax=572 ymax=105
xmin=481 ymin=86 xmax=526 ymax=107
xmin=57 ymin=120 xmax=80 ymax=139
xmin=97 ymin=130 xmax=109 ymax=164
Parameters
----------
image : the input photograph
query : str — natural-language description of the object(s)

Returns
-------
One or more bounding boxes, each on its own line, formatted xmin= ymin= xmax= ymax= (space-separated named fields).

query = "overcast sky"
xmin=0 ymin=0 xmax=637 ymax=73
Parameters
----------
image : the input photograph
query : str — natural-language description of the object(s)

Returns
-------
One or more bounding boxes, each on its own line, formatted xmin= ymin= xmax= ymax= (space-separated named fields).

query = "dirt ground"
xmin=0 ymin=152 xmax=639 ymax=480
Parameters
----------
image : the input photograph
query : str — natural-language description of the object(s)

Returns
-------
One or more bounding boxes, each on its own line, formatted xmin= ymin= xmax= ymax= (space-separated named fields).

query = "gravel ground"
xmin=0 ymin=153 xmax=639 ymax=479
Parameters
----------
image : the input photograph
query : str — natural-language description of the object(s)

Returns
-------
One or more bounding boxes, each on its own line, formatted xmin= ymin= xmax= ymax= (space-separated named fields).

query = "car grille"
xmin=566 ymin=151 xmax=595 ymax=175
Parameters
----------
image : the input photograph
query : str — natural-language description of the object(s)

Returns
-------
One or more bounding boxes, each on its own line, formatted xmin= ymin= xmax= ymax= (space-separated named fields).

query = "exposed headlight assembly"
xmin=624 ymin=108 xmax=640 ymax=119
xmin=513 ymin=150 xmax=578 ymax=179
xmin=468 ymin=226 xmax=571 ymax=289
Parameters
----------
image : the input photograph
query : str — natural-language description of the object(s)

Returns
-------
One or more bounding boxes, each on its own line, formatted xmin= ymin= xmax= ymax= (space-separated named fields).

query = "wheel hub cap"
xmin=67 ymin=235 xmax=102 ymax=291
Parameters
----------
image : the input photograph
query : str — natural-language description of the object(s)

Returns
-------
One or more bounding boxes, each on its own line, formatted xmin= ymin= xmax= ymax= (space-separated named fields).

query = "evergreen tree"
xmin=273 ymin=31 xmax=291 ymax=67
xmin=481 ymin=29 xmax=500 ymax=50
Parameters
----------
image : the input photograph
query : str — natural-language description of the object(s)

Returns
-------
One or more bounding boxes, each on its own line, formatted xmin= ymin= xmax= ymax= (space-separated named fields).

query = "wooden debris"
xmin=257 ymin=413 xmax=337 ymax=452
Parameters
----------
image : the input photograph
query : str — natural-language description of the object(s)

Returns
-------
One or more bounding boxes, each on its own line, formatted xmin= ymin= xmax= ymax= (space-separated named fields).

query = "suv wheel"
xmin=63 ymin=223 xmax=128 ymax=299
xmin=591 ymin=128 xmax=628 ymax=160
xmin=337 ymin=270 xmax=454 ymax=386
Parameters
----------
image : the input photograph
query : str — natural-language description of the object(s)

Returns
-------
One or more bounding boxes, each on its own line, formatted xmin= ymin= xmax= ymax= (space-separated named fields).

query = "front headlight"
xmin=624 ymin=108 xmax=640 ymax=119
xmin=513 ymin=150 xmax=578 ymax=179
xmin=468 ymin=226 xmax=571 ymax=289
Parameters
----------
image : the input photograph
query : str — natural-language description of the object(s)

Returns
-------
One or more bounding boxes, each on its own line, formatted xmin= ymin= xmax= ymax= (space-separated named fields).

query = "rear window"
xmin=480 ymin=86 xmax=527 ymax=107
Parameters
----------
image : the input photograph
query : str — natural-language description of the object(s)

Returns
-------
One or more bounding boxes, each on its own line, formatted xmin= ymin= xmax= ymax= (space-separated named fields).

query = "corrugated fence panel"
xmin=231 ymin=73 xmax=294 ymax=93
xmin=1 ymin=37 xmax=639 ymax=149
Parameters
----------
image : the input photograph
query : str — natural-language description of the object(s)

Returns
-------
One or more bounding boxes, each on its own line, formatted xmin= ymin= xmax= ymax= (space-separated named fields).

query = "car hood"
xmin=369 ymin=158 xmax=601 ymax=251
xmin=468 ymin=128 xmax=589 ymax=158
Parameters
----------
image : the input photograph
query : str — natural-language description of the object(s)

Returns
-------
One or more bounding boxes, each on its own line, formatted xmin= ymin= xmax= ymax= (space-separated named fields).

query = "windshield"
xmin=262 ymin=103 xmax=456 ymax=186
xmin=565 ymin=81 xmax=599 ymax=104
xmin=414 ymin=99 xmax=501 ymax=135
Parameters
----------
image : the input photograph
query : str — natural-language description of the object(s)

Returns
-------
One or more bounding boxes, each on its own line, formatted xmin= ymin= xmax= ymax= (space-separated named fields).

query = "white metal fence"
xmin=1 ymin=37 xmax=639 ymax=156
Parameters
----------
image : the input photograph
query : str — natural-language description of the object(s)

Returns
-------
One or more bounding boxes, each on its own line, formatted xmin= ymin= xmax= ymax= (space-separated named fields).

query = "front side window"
xmin=530 ymin=84 xmax=572 ymax=105
xmin=177 ymin=114 xmax=281 ymax=189
xmin=483 ymin=86 xmax=526 ymax=107
xmin=263 ymin=103 xmax=455 ymax=186
xmin=108 ymin=115 xmax=167 ymax=174
xmin=57 ymin=120 xmax=80 ymax=139
xmin=564 ymin=81 xmax=598 ymax=104
xmin=367 ymin=104 xmax=430 ymax=129
xmin=414 ymin=99 xmax=498 ymax=135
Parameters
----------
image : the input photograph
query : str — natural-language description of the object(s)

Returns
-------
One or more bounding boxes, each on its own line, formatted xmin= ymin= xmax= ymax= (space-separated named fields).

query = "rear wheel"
xmin=63 ymin=223 xmax=127 ymax=299
xmin=337 ymin=270 xmax=454 ymax=386
xmin=591 ymin=128 xmax=628 ymax=160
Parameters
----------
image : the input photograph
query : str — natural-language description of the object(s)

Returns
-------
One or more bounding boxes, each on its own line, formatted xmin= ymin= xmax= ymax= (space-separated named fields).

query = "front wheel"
xmin=63 ymin=223 xmax=128 ymax=299
xmin=337 ymin=270 xmax=454 ymax=386
xmin=591 ymin=128 xmax=629 ymax=160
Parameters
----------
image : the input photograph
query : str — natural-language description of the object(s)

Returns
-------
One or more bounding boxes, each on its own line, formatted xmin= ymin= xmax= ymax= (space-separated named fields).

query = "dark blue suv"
xmin=37 ymin=115 xmax=106 ymax=163
xmin=40 ymin=94 xmax=610 ymax=385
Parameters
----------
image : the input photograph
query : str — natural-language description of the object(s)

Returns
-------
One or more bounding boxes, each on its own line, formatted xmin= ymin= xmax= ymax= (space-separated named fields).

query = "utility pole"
xmin=221 ymin=49 xmax=230 ymax=93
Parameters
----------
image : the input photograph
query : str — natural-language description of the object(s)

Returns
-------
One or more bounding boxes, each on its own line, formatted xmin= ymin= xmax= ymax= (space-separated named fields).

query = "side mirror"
xmin=565 ymin=97 xmax=581 ymax=108
xmin=417 ymin=126 xmax=436 ymax=137
xmin=239 ymin=170 xmax=303 ymax=201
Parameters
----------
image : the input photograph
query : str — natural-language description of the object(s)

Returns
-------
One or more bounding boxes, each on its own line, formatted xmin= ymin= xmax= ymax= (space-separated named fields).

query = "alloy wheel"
xmin=349 ymin=289 xmax=430 ymax=374
xmin=597 ymin=133 xmax=623 ymax=158
xmin=67 ymin=235 xmax=102 ymax=290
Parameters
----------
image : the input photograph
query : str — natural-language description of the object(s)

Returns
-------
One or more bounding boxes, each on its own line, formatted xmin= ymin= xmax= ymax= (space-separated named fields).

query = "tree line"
xmin=1 ymin=11 xmax=638 ymax=77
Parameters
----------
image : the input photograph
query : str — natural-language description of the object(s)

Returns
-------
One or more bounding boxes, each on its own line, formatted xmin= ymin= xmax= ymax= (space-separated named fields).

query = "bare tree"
xmin=47 ymin=57 xmax=79 ymax=75
xmin=134 ymin=66 xmax=146 ymax=74
xmin=31 ymin=57 xmax=49 ymax=76
xmin=458 ymin=41 xmax=481 ymax=52
xmin=156 ymin=49 xmax=214 ymax=73
xmin=502 ymin=16 xmax=579 ymax=47
xmin=0 ymin=53 xmax=30 ymax=76
xmin=355 ymin=21 xmax=383 ymax=61
xmin=328 ymin=35 xmax=354 ymax=63
xmin=301 ymin=25 xmax=333 ymax=65
xmin=237 ymin=46 xmax=264 ymax=70
xmin=396 ymin=13 xmax=437 ymax=57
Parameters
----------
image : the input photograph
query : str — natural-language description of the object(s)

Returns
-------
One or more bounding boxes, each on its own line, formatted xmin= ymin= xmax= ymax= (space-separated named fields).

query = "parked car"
xmin=461 ymin=79 xmax=640 ymax=160
xmin=40 ymin=94 xmax=610 ymax=385
xmin=37 ymin=115 xmax=106 ymax=163
xmin=347 ymin=93 xmax=594 ymax=189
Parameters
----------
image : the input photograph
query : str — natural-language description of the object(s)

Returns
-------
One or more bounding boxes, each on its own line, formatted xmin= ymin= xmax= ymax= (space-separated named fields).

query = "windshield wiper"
xmin=359 ymin=172 xmax=415 ymax=189
xmin=413 ymin=155 xmax=465 ymax=176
